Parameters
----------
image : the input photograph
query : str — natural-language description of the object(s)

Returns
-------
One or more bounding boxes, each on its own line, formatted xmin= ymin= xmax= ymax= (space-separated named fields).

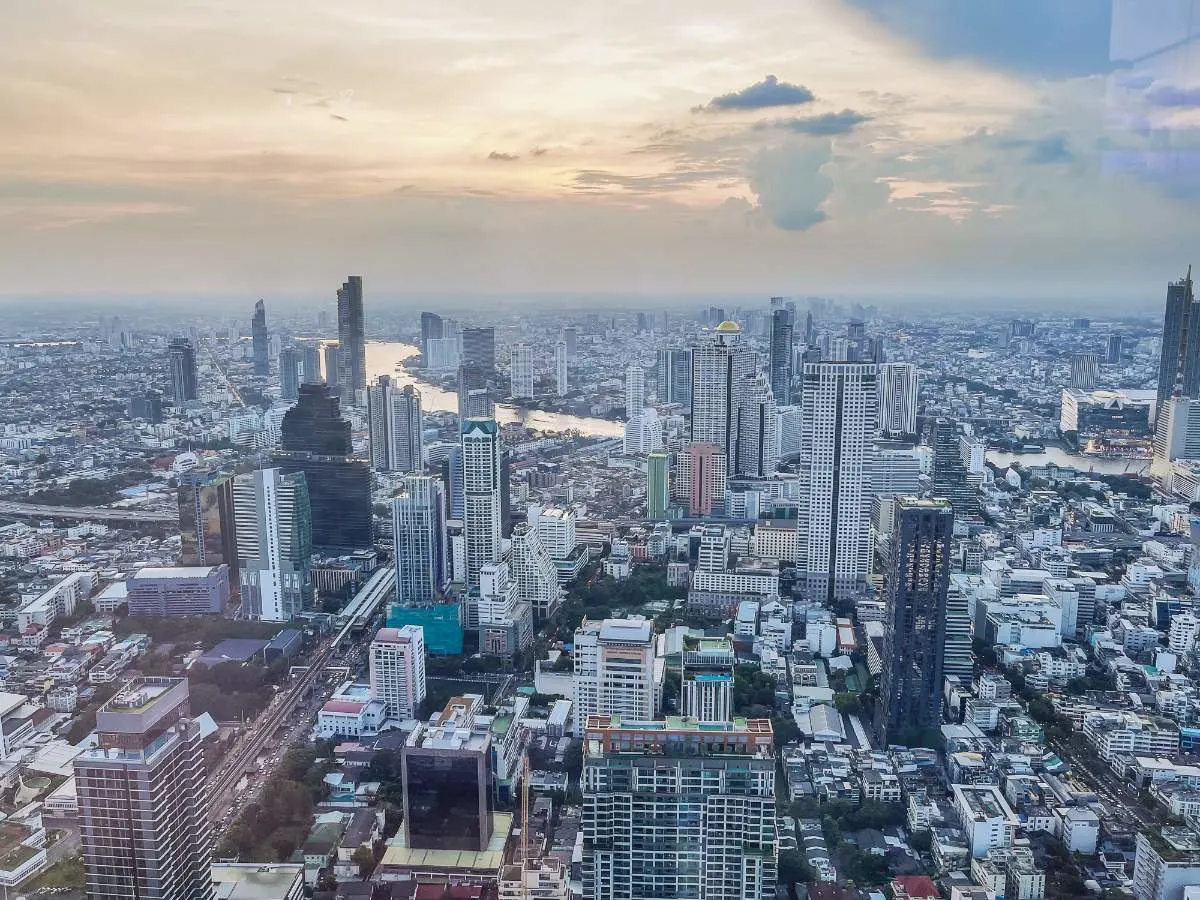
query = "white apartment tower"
xmin=625 ymin=365 xmax=646 ymax=415
xmin=735 ymin=370 xmax=780 ymax=477
xmin=681 ymin=636 xmax=736 ymax=723
xmin=572 ymin=618 xmax=661 ymax=736
xmin=392 ymin=475 xmax=448 ymax=605
xmin=233 ymin=467 xmax=312 ymax=621
xmin=797 ymin=362 xmax=878 ymax=603
xmin=367 ymin=376 xmax=424 ymax=473
xmin=511 ymin=344 xmax=535 ymax=398
xmin=691 ymin=321 xmax=757 ymax=464
xmin=369 ymin=625 xmax=427 ymax=719
xmin=461 ymin=419 xmax=503 ymax=626
xmin=555 ymin=341 xmax=568 ymax=396
xmin=878 ymin=362 xmax=919 ymax=437
xmin=509 ymin=523 xmax=562 ymax=621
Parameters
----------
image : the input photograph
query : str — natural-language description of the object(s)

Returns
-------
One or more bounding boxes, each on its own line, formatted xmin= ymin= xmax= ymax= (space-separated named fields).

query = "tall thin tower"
xmin=368 ymin=376 xmax=423 ymax=473
xmin=768 ymin=305 xmax=794 ymax=403
xmin=461 ymin=419 xmax=503 ymax=627
xmin=251 ymin=299 xmax=269 ymax=376
xmin=1158 ymin=266 xmax=1198 ymax=409
xmin=690 ymin=321 xmax=756 ymax=463
xmin=336 ymin=275 xmax=366 ymax=404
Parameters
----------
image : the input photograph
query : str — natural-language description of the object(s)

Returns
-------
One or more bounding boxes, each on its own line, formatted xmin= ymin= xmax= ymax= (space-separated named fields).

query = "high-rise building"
xmin=369 ymin=625 xmax=426 ymax=720
xmin=461 ymin=326 xmax=496 ymax=371
xmin=554 ymin=341 xmax=568 ymax=395
xmin=368 ymin=376 xmax=423 ymax=473
xmin=875 ymin=497 xmax=953 ymax=745
xmin=561 ymin=326 xmax=578 ymax=355
xmin=572 ymin=618 xmax=661 ymax=736
xmin=680 ymin=442 xmax=727 ymax=517
xmin=1153 ymin=396 xmax=1200 ymax=480
xmin=233 ymin=467 xmax=312 ymax=621
xmin=768 ymin=306 xmax=794 ymax=403
xmin=1132 ymin=823 xmax=1200 ymax=900
xmin=168 ymin=337 xmax=198 ymax=402
xmin=735 ymin=371 xmax=779 ymax=477
xmin=75 ymin=677 xmax=212 ymax=900
xmin=691 ymin=322 xmax=757 ymax=463
xmin=625 ymin=364 xmax=645 ymax=415
xmin=477 ymin=558 xmax=534 ymax=656
xmin=300 ymin=344 xmax=323 ymax=384
xmin=803 ymin=310 xmax=815 ymax=345
xmin=509 ymin=524 xmax=561 ymax=622
xmin=402 ymin=695 xmax=494 ymax=851
xmin=393 ymin=475 xmax=448 ymax=605
xmin=647 ymin=450 xmax=669 ymax=519
xmin=1158 ymin=267 xmax=1199 ymax=410
xmin=1106 ymin=333 xmax=1123 ymax=365
xmin=178 ymin=468 xmax=239 ymax=582
xmin=1070 ymin=352 xmax=1100 ymax=391
xmin=457 ymin=363 xmax=494 ymax=420
xmin=623 ymin=408 xmax=664 ymax=455
xmin=461 ymin=419 xmax=503 ymax=624
xmin=797 ymin=362 xmax=878 ymax=603
xmin=510 ymin=344 xmax=535 ymax=398
xmin=420 ymin=311 xmax=444 ymax=363
xmin=323 ymin=342 xmax=341 ymax=392
xmin=581 ymin=716 xmax=777 ymax=900
xmin=129 ymin=390 xmax=164 ymax=424
xmin=878 ymin=363 xmax=919 ymax=438
xmin=681 ymin=634 xmax=735 ymax=722
xmin=277 ymin=383 xmax=372 ymax=551
xmin=336 ymin=275 xmax=366 ymax=403
xmin=656 ymin=348 xmax=692 ymax=406
xmin=251 ymin=299 xmax=269 ymax=376
xmin=930 ymin=418 xmax=978 ymax=514
xmin=279 ymin=347 xmax=302 ymax=400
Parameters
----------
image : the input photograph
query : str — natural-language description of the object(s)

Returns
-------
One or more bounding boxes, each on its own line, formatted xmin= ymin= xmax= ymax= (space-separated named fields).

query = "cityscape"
xmin=0 ymin=279 xmax=1196 ymax=900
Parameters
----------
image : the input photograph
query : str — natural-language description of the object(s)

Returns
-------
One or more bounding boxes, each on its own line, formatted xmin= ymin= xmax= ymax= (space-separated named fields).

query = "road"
xmin=0 ymin=501 xmax=176 ymax=524
xmin=1048 ymin=736 xmax=1157 ymax=831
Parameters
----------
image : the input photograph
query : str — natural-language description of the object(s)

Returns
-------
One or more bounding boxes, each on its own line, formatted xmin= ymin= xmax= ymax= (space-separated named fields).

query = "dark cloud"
xmin=700 ymin=75 xmax=815 ymax=112
xmin=488 ymin=151 xmax=520 ymax=161
xmin=747 ymin=140 xmax=833 ymax=230
xmin=530 ymin=147 xmax=550 ymax=156
xmin=755 ymin=109 xmax=871 ymax=136
xmin=845 ymin=0 xmax=1113 ymax=78
xmin=1146 ymin=83 xmax=1200 ymax=108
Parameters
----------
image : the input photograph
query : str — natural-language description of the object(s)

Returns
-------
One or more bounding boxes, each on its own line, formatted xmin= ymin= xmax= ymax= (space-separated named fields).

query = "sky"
xmin=4 ymin=0 xmax=1200 ymax=304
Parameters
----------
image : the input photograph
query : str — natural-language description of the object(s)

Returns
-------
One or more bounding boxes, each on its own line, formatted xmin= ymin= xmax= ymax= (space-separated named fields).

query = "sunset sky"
xmin=3 ymin=0 xmax=1200 ymax=303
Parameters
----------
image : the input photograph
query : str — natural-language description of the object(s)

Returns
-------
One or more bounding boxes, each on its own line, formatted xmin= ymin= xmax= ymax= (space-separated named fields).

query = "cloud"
xmin=1145 ymin=83 xmax=1200 ymax=108
xmin=700 ymin=75 xmax=815 ymax=112
xmin=756 ymin=109 xmax=871 ymax=136
xmin=571 ymin=164 xmax=733 ymax=195
xmin=747 ymin=139 xmax=834 ymax=230
xmin=994 ymin=133 xmax=1074 ymax=165
xmin=487 ymin=151 xmax=520 ymax=161
xmin=845 ymin=0 xmax=1114 ymax=78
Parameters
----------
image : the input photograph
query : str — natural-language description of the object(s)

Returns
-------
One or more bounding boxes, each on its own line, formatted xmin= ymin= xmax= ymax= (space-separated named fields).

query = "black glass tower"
xmin=168 ymin=337 xmax=198 ymax=402
xmin=768 ymin=307 xmax=794 ymax=403
xmin=251 ymin=299 xmax=269 ymax=376
xmin=1157 ymin=267 xmax=1198 ymax=410
xmin=336 ymin=275 xmax=366 ymax=403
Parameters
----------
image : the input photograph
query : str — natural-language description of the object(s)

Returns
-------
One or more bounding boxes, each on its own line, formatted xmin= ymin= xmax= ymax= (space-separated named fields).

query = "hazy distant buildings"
xmin=1107 ymin=333 xmax=1123 ymax=365
xmin=1157 ymin=267 xmax=1199 ymax=409
xmin=875 ymin=497 xmax=953 ymax=745
xmin=368 ymin=376 xmax=423 ymax=473
xmin=168 ymin=337 xmax=198 ymax=402
xmin=279 ymin=346 xmax=301 ymax=400
xmin=76 ymin=678 xmax=212 ymax=900
xmin=457 ymin=363 xmax=494 ymax=420
xmin=233 ymin=467 xmax=312 ymax=621
xmin=1070 ymin=352 xmax=1100 ymax=391
xmin=510 ymin=344 xmax=535 ymax=399
xmin=656 ymin=348 xmax=692 ymax=407
xmin=323 ymin=342 xmax=341 ymax=393
xmin=251 ymin=299 xmax=269 ymax=376
xmin=625 ymin=364 xmax=645 ymax=415
xmin=461 ymin=326 xmax=496 ymax=372
xmin=797 ymin=362 xmax=877 ymax=603
xmin=336 ymin=275 xmax=366 ymax=403
xmin=878 ymin=362 xmax=919 ymax=438
xmin=555 ymin=341 xmax=568 ymax=395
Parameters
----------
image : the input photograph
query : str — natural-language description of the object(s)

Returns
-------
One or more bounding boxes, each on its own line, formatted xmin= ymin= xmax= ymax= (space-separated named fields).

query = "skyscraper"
xmin=803 ymin=310 xmax=815 ymax=345
xmin=581 ymin=716 xmax=777 ymax=900
xmin=1070 ymin=352 xmax=1100 ymax=391
xmin=420 ymin=311 xmax=444 ymax=363
xmin=510 ymin=344 xmax=534 ymax=398
xmin=796 ymin=362 xmax=878 ymax=603
xmin=393 ymin=475 xmax=448 ymax=604
xmin=554 ymin=341 xmax=568 ymax=395
xmin=251 ymin=299 xmax=269 ymax=376
xmin=680 ymin=634 xmax=735 ymax=722
xmin=336 ymin=275 xmax=366 ymax=403
xmin=1106 ymin=333 xmax=1123 ymax=365
xmin=461 ymin=326 xmax=496 ymax=371
xmin=233 ymin=467 xmax=312 ymax=621
xmin=1157 ymin=266 xmax=1199 ymax=409
xmin=461 ymin=419 xmax=503 ymax=625
xmin=323 ymin=342 xmax=341 ymax=392
xmin=734 ymin=370 xmax=780 ymax=477
xmin=369 ymin=625 xmax=426 ymax=719
xmin=656 ymin=348 xmax=692 ymax=406
xmin=300 ymin=344 xmax=323 ymax=384
xmin=682 ymin=442 xmax=726 ymax=517
xmin=768 ymin=306 xmax=794 ymax=403
xmin=691 ymin=321 xmax=757 ymax=463
xmin=168 ymin=337 xmax=198 ymax=402
xmin=875 ymin=497 xmax=953 ymax=745
xmin=625 ymin=364 xmax=645 ymax=415
xmin=930 ymin=418 xmax=978 ymax=514
xmin=279 ymin=346 xmax=301 ymax=400
xmin=457 ymin=363 xmax=494 ymax=420
xmin=75 ymin=677 xmax=212 ymax=900
xmin=368 ymin=376 xmax=423 ymax=473
xmin=571 ymin=618 xmax=661 ymax=736
xmin=509 ymin=523 xmax=561 ymax=622
xmin=646 ymin=450 xmax=669 ymax=519
xmin=277 ymin=383 xmax=372 ymax=551
xmin=877 ymin=362 xmax=919 ymax=438
xmin=178 ymin=468 xmax=239 ymax=582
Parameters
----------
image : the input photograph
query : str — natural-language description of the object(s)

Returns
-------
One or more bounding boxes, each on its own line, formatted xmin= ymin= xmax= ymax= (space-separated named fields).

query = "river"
xmin=363 ymin=342 xmax=626 ymax=438
xmin=986 ymin=448 xmax=1148 ymax=476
